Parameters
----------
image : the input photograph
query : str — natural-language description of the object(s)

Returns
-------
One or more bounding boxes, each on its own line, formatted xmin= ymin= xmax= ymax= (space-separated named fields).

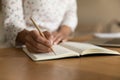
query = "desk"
xmin=0 ymin=36 xmax=120 ymax=80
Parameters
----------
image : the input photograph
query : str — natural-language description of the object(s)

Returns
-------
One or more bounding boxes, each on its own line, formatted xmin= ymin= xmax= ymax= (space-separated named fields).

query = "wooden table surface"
xmin=0 ymin=35 xmax=120 ymax=80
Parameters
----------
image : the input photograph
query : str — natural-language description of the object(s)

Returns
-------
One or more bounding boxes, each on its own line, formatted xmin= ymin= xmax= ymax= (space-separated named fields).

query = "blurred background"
xmin=76 ymin=0 xmax=120 ymax=36
xmin=0 ymin=0 xmax=120 ymax=37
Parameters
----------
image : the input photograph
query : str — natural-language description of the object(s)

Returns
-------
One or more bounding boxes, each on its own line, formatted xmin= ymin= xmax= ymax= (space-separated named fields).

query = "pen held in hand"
xmin=30 ymin=17 xmax=56 ymax=55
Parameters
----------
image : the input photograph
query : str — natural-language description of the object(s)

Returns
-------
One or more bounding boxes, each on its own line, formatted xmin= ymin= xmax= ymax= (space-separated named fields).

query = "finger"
xmin=43 ymin=31 xmax=53 ymax=44
xmin=34 ymin=42 xmax=52 ymax=52
xmin=43 ymin=31 xmax=52 ymax=39
xmin=53 ymin=32 xmax=61 ymax=41
xmin=53 ymin=33 xmax=68 ymax=44
xmin=54 ymin=35 xmax=64 ymax=44
xmin=53 ymin=32 xmax=62 ymax=41
xmin=62 ymin=38 xmax=68 ymax=42
xmin=26 ymin=42 xmax=39 ymax=53
xmin=26 ymin=35 xmax=52 ymax=52
xmin=30 ymin=30 xmax=40 ymax=38
xmin=25 ymin=34 xmax=36 ymax=47
xmin=27 ymin=37 xmax=48 ymax=50
xmin=25 ymin=34 xmax=52 ymax=52
xmin=52 ymin=31 xmax=57 ymax=37
xmin=30 ymin=30 xmax=52 ymax=47
xmin=55 ymin=37 xmax=63 ymax=44
xmin=26 ymin=42 xmax=51 ymax=53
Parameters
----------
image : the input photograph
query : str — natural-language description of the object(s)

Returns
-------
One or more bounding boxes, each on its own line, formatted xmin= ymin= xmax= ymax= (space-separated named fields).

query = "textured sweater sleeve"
xmin=61 ymin=0 xmax=78 ymax=31
xmin=2 ymin=0 xmax=26 ymax=46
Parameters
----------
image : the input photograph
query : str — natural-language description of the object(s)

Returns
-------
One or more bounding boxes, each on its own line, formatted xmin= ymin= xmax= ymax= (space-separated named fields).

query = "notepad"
xmin=23 ymin=41 xmax=120 ymax=61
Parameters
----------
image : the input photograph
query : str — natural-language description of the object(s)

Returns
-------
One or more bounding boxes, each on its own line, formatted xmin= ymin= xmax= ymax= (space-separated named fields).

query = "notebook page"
xmin=61 ymin=42 xmax=111 ymax=51
xmin=60 ymin=42 xmax=98 ymax=53
xmin=61 ymin=42 xmax=120 ymax=55
xmin=23 ymin=45 xmax=79 ymax=61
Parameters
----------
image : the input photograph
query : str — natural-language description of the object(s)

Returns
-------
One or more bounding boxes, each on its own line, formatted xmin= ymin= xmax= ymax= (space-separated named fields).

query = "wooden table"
xmin=0 ymin=36 xmax=120 ymax=80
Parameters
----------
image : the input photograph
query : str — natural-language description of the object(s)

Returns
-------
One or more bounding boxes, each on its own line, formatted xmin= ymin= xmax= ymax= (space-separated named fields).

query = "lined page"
xmin=60 ymin=42 xmax=120 ymax=55
xmin=23 ymin=45 xmax=79 ymax=61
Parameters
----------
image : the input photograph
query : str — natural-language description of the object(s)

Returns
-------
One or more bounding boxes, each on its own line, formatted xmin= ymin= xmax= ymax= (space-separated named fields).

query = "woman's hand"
xmin=16 ymin=30 xmax=53 ymax=53
xmin=52 ymin=25 xmax=72 ymax=44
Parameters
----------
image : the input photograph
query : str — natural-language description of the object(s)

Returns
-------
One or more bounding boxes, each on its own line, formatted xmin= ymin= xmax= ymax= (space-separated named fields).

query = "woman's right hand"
xmin=16 ymin=30 xmax=53 ymax=53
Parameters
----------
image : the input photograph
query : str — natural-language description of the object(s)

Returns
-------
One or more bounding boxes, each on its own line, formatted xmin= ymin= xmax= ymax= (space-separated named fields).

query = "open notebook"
xmin=23 ymin=42 xmax=120 ymax=61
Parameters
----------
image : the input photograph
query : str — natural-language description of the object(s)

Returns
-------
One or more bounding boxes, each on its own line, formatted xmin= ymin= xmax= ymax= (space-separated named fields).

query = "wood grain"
xmin=0 ymin=36 xmax=120 ymax=80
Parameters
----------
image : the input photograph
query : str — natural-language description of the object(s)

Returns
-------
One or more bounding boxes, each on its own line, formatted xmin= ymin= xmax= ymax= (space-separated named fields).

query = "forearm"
xmin=2 ymin=0 xmax=26 ymax=46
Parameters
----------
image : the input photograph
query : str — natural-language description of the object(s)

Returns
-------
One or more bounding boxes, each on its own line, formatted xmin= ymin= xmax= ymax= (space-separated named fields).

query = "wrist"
xmin=58 ymin=25 xmax=72 ymax=36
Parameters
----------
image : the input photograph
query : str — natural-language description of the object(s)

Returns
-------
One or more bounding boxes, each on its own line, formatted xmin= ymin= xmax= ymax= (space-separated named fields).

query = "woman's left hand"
xmin=52 ymin=25 xmax=72 ymax=44
xmin=52 ymin=31 xmax=68 ymax=44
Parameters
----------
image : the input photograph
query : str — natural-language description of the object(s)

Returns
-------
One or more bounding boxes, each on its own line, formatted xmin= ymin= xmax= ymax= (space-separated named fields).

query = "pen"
xmin=30 ymin=17 xmax=56 ymax=55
